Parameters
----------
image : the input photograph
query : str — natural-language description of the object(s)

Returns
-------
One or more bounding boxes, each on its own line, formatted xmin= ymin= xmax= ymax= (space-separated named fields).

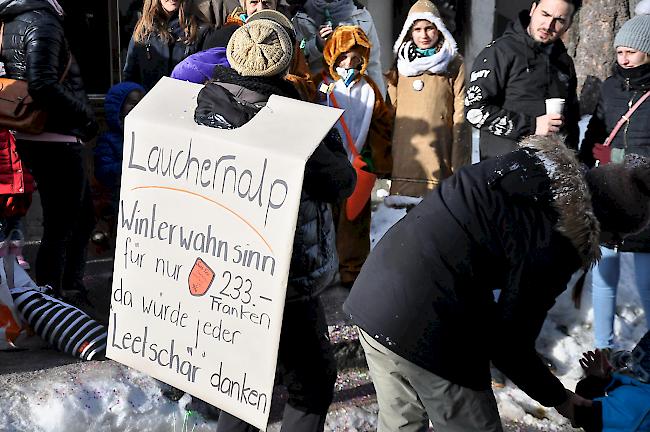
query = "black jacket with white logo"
xmin=465 ymin=11 xmax=579 ymax=160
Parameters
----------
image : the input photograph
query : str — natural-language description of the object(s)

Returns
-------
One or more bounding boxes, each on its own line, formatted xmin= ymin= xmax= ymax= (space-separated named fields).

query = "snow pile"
xmin=382 ymin=195 xmax=422 ymax=209
xmin=0 ymin=362 xmax=219 ymax=432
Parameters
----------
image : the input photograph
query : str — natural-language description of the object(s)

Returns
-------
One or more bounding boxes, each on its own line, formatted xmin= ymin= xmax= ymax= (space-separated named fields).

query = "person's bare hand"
xmin=579 ymin=349 xmax=612 ymax=379
xmin=555 ymin=390 xmax=592 ymax=427
xmin=316 ymin=25 xmax=333 ymax=50
xmin=535 ymin=113 xmax=563 ymax=135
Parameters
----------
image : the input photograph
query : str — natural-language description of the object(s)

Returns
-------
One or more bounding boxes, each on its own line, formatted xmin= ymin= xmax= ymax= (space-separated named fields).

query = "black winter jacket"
xmin=0 ymin=0 xmax=97 ymax=141
xmin=580 ymin=63 xmax=650 ymax=252
xmin=344 ymin=136 xmax=600 ymax=408
xmin=466 ymin=11 xmax=580 ymax=160
xmin=195 ymin=66 xmax=356 ymax=300
xmin=123 ymin=13 xmax=208 ymax=91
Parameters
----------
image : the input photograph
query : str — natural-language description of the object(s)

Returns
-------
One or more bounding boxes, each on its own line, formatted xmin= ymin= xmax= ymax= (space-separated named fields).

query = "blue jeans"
xmin=592 ymin=246 xmax=650 ymax=348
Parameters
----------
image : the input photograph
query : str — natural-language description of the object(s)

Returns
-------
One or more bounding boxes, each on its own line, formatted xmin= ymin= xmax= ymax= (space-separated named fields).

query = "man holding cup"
xmin=465 ymin=0 xmax=581 ymax=160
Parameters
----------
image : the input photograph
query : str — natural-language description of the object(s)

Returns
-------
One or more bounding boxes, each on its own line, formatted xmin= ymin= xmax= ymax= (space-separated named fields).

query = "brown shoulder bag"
xmin=0 ymin=22 xmax=71 ymax=134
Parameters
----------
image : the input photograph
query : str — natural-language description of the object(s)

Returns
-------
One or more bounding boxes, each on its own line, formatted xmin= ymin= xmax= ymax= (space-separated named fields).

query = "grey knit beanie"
xmin=226 ymin=19 xmax=293 ymax=77
xmin=614 ymin=14 xmax=650 ymax=53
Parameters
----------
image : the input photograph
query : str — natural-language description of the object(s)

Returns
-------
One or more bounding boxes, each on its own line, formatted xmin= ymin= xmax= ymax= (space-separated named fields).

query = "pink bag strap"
xmin=604 ymin=89 xmax=650 ymax=146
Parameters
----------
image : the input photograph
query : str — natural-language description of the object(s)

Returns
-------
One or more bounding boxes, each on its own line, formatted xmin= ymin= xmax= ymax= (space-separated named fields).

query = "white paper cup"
xmin=545 ymin=98 xmax=565 ymax=115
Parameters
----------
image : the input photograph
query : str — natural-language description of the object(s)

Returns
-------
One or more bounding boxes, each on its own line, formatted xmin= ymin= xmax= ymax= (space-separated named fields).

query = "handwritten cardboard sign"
xmin=106 ymin=77 xmax=341 ymax=430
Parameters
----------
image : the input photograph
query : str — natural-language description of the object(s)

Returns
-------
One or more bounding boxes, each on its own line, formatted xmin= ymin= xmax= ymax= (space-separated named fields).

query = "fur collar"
xmin=519 ymin=135 xmax=601 ymax=268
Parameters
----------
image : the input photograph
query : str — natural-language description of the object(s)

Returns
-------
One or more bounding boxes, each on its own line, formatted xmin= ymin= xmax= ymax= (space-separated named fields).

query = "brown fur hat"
xmin=322 ymin=25 xmax=371 ymax=81
xmin=586 ymin=154 xmax=650 ymax=235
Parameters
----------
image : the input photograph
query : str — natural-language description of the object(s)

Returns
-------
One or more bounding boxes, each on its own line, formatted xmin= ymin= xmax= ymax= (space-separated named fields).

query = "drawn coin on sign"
xmin=189 ymin=257 xmax=215 ymax=296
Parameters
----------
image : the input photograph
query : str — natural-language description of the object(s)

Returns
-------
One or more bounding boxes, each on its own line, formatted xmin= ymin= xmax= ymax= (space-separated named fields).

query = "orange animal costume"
xmin=314 ymin=25 xmax=392 ymax=286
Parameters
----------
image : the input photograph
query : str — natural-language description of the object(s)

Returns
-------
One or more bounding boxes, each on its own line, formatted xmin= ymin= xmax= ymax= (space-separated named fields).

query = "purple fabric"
xmin=171 ymin=47 xmax=230 ymax=84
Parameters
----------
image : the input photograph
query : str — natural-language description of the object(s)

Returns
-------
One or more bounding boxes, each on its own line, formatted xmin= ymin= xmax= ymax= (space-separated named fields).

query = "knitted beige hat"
xmin=227 ymin=19 xmax=293 ymax=77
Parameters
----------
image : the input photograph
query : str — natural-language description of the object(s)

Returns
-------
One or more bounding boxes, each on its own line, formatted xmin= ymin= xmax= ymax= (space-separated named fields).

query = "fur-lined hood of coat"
xmin=518 ymin=135 xmax=601 ymax=268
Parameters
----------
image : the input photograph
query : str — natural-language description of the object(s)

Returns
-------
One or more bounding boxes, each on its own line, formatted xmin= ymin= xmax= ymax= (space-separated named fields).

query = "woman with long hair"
xmin=385 ymin=0 xmax=469 ymax=205
xmin=124 ymin=0 xmax=208 ymax=91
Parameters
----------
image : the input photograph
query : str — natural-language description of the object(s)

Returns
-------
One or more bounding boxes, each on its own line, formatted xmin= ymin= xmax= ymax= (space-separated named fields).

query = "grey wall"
xmin=466 ymin=0 xmax=496 ymax=68
xmin=366 ymin=0 xmax=395 ymax=77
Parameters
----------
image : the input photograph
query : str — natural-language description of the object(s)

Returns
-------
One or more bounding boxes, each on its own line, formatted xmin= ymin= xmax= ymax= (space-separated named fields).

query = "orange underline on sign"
xmin=130 ymin=185 xmax=274 ymax=254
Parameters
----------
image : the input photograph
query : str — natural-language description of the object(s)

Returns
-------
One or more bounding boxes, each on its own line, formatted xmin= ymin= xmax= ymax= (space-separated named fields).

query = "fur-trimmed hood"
xmin=519 ymin=135 xmax=601 ymax=268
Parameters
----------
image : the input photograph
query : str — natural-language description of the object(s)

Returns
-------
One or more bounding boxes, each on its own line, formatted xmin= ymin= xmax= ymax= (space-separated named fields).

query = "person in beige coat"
xmin=386 ymin=0 xmax=470 ymax=202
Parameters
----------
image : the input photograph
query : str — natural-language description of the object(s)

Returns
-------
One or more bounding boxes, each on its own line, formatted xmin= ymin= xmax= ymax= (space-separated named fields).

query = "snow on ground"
xmin=0 ymin=361 xmax=216 ymax=432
